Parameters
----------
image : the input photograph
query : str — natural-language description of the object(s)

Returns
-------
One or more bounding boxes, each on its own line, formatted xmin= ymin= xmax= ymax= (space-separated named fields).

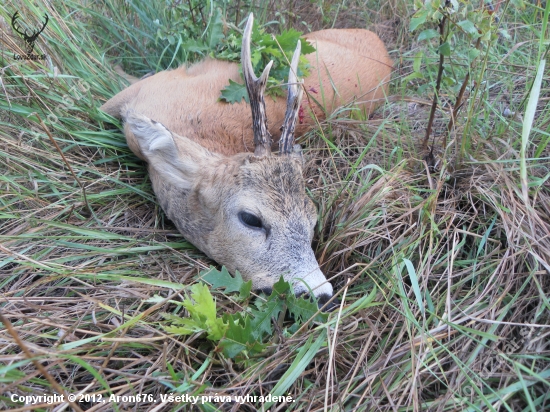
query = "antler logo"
xmin=11 ymin=11 xmax=48 ymax=56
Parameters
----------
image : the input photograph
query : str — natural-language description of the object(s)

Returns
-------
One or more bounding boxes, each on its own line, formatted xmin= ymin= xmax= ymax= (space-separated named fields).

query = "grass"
xmin=1 ymin=0 xmax=549 ymax=411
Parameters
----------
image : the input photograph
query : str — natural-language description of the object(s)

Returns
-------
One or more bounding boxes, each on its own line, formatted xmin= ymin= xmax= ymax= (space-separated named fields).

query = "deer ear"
xmin=123 ymin=110 xmax=215 ymax=189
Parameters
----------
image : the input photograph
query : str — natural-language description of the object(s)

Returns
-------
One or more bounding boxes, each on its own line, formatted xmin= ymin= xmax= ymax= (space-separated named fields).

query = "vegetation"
xmin=0 ymin=0 xmax=548 ymax=411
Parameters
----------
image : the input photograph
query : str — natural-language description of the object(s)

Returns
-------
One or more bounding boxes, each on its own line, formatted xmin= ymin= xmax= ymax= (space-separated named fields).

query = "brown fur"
xmin=101 ymin=29 xmax=392 ymax=158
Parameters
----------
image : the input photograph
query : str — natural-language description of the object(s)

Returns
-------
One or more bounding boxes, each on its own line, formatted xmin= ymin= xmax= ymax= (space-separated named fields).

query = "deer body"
xmin=102 ymin=18 xmax=391 ymax=306
xmin=101 ymin=28 xmax=392 ymax=157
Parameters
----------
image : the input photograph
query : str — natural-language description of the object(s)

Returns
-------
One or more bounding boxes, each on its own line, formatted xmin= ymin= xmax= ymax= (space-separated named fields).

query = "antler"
xmin=279 ymin=40 xmax=304 ymax=155
xmin=11 ymin=12 xmax=27 ymax=37
xmin=242 ymin=13 xmax=273 ymax=158
xmin=10 ymin=11 xmax=48 ymax=41
xmin=35 ymin=14 xmax=49 ymax=39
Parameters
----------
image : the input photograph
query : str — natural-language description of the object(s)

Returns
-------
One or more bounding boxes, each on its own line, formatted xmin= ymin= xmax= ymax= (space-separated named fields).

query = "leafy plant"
xmin=218 ymin=24 xmax=316 ymax=103
xmin=161 ymin=267 xmax=327 ymax=360
xmin=219 ymin=78 xmax=251 ymax=104
xmin=91 ymin=1 xmax=315 ymax=103
xmin=155 ymin=6 xmax=230 ymax=63
xmin=162 ymin=283 xmax=228 ymax=340
xmin=153 ymin=3 xmax=316 ymax=102
xmin=407 ymin=0 xmax=515 ymax=159
xmin=201 ymin=266 xmax=252 ymax=300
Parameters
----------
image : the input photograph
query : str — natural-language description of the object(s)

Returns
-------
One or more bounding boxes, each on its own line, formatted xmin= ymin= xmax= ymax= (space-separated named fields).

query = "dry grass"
xmin=1 ymin=0 xmax=549 ymax=411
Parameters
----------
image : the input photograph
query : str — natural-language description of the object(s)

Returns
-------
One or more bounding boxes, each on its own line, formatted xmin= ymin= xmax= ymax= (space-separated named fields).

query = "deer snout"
xmin=317 ymin=293 xmax=339 ymax=312
xmin=254 ymin=265 xmax=333 ymax=309
xmin=291 ymin=265 xmax=333 ymax=302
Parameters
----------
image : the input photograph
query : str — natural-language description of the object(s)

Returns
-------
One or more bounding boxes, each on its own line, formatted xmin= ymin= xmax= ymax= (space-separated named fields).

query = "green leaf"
xmin=272 ymin=276 xmax=292 ymax=296
xmin=183 ymin=39 xmax=207 ymax=54
xmin=410 ymin=9 xmax=428 ymax=32
xmin=341 ymin=286 xmax=378 ymax=316
xmin=145 ymin=295 xmax=166 ymax=303
xmin=246 ymin=277 xmax=290 ymax=340
xmin=442 ymin=76 xmax=456 ymax=86
xmin=300 ymin=39 xmax=316 ymax=56
xmin=207 ymin=8 xmax=224 ymax=49
xmin=438 ymin=42 xmax=451 ymax=56
xmin=448 ymin=0 xmax=459 ymax=12
xmin=275 ymin=28 xmax=316 ymax=55
xmin=287 ymin=294 xmax=327 ymax=323
xmin=239 ymin=279 xmax=252 ymax=299
xmin=219 ymin=316 xmax=251 ymax=358
xmin=498 ymin=29 xmax=511 ymax=40
xmin=201 ymin=266 xmax=251 ymax=295
xmin=249 ymin=295 xmax=285 ymax=339
xmin=418 ymin=29 xmax=439 ymax=42
xmin=164 ymin=275 xmax=321 ymax=360
xmin=520 ymin=58 xmax=546 ymax=204
xmin=184 ymin=284 xmax=227 ymax=340
xmin=468 ymin=48 xmax=481 ymax=60
xmin=457 ymin=20 xmax=479 ymax=36
xmin=215 ymin=24 xmax=315 ymax=101
xmin=219 ymin=79 xmax=249 ymax=104
xmin=163 ymin=283 xmax=228 ymax=341
xmin=402 ymin=258 xmax=424 ymax=315
xmin=218 ymin=276 xmax=324 ymax=359
xmin=510 ymin=0 xmax=525 ymax=8
xmin=250 ymin=49 xmax=262 ymax=67
xmin=219 ymin=314 xmax=266 ymax=358
xmin=402 ymin=72 xmax=424 ymax=83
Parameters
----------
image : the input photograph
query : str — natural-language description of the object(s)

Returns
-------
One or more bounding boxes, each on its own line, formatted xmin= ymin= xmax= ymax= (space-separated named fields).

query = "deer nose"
xmin=257 ymin=287 xmax=272 ymax=296
xmin=258 ymin=289 xmax=338 ymax=312
xmin=317 ymin=293 xmax=339 ymax=312
xmin=296 ymin=292 xmax=339 ymax=312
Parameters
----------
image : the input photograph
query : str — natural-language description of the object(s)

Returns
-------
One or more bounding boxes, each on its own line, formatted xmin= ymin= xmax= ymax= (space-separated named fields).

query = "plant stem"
xmin=423 ymin=16 xmax=447 ymax=152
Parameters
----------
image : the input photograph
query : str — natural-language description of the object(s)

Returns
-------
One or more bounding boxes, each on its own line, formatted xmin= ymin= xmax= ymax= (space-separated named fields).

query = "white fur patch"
xmin=294 ymin=268 xmax=334 ymax=297
xmin=124 ymin=110 xmax=173 ymax=154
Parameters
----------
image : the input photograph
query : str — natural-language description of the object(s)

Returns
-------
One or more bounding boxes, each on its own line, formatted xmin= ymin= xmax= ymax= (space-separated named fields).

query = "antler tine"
xmin=11 ymin=12 xmax=27 ymax=37
xmin=279 ymin=40 xmax=304 ymax=155
xmin=37 ymin=14 xmax=49 ymax=36
xmin=242 ymin=13 xmax=274 ymax=158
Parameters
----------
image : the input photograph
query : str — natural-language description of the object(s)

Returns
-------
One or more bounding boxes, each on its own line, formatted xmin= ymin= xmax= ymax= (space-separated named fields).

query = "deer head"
xmin=11 ymin=11 xmax=48 ymax=55
xmin=123 ymin=14 xmax=334 ymax=306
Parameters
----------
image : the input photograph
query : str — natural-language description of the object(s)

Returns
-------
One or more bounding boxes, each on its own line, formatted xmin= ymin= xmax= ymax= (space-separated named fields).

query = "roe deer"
xmin=101 ymin=14 xmax=392 ymax=307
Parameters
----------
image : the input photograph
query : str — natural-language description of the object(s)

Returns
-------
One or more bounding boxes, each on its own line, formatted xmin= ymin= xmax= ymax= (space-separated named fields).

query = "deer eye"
xmin=238 ymin=211 xmax=263 ymax=230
